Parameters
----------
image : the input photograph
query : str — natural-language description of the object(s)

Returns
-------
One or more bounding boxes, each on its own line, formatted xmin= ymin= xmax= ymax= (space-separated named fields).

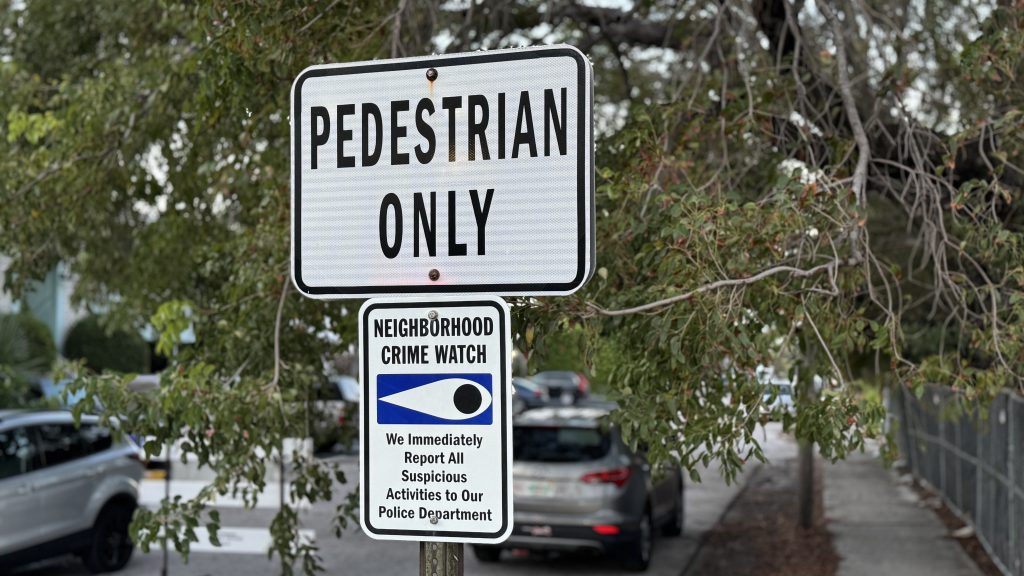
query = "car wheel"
xmin=619 ymin=508 xmax=653 ymax=572
xmin=662 ymin=479 xmax=684 ymax=537
xmin=472 ymin=545 xmax=502 ymax=563
xmin=82 ymin=502 xmax=135 ymax=574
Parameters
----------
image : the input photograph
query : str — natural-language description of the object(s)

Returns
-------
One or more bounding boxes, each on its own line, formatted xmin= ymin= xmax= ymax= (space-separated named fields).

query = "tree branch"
xmin=391 ymin=0 xmax=408 ymax=58
xmin=586 ymin=261 xmax=839 ymax=317
xmin=442 ymin=1 xmax=700 ymax=52
xmin=818 ymin=2 xmax=870 ymax=212
xmin=267 ymin=278 xmax=291 ymax=391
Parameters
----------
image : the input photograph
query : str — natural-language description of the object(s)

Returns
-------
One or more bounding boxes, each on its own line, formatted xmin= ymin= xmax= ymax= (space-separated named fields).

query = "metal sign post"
xmin=420 ymin=542 xmax=463 ymax=576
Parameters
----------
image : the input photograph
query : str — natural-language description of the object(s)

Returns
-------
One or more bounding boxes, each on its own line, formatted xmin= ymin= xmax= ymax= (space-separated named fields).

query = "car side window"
xmin=79 ymin=424 xmax=113 ymax=455
xmin=35 ymin=423 xmax=87 ymax=468
xmin=0 ymin=427 xmax=42 ymax=479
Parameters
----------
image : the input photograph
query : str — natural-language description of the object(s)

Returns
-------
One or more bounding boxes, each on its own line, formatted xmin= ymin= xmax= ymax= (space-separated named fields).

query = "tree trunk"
xmin=798 ymin=438 xmax=814 ymax=529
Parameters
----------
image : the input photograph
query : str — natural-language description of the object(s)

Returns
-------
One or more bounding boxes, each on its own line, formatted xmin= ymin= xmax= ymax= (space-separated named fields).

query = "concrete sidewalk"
xmin=825 ymin=451 xmax=983 ymax=576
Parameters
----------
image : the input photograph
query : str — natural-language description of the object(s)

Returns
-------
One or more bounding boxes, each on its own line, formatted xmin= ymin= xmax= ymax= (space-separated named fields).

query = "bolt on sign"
xmin=290 ymin=45 xmax=594 ymax=297
xmin=359 ymin=297 xmax=512 ymax=542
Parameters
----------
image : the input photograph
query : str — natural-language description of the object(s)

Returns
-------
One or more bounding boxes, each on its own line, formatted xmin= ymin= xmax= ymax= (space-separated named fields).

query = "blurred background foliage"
xmin=1 ymin=0 xmax=1022 ymax=573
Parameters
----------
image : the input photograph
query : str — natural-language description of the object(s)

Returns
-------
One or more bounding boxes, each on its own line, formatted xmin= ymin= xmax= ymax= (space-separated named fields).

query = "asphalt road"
xmin=16 ymin=424 xmax=794 ymax=576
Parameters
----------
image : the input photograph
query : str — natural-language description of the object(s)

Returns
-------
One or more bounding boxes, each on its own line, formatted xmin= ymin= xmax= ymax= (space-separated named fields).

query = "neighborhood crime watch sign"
xmin=291 ymin=45 xmax=594 ymax=298
xmin=358 ymin=296 xmax=512 ymax=542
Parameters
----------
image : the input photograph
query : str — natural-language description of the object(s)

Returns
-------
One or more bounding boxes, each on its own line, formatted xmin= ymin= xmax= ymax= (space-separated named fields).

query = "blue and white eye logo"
xmin=377 ymin=374 xmax=493 ymax=425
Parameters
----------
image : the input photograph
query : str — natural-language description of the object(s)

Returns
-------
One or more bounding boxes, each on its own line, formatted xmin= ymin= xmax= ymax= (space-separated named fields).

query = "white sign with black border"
xmin=291 ymin=45 xmax=594 ymax=298
xmin=358 ymin=296 xmax=512 ymax=542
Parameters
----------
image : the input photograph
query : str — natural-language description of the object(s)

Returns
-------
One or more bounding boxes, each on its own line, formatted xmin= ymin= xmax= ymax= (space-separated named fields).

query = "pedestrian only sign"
xmin=358 ymin=296 xmax=512 ymax=542
xmin=290 ymin=45 xmax=594 ymax=298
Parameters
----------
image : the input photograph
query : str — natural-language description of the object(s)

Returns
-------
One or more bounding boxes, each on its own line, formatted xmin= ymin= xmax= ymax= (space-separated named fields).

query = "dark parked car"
xmin=473 ymin=406 xmax=683 ymax=571
xmin=512 ymin=377 xmax=550 ymax=414
xmin=530 ymin=371 xmax=589 ymax=405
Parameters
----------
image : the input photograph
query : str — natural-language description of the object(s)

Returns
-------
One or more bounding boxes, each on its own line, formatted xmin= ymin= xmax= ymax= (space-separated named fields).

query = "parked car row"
xmin=0 ymin=373 xmax=675 ymax=573
xmin=529 ymin=371 xmax=590 ymax=405
xmin=513 ymin=371 xmax=592 ymax=413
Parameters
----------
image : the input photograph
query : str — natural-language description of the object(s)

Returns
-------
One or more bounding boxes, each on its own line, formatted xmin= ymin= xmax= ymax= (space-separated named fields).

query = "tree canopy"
xmin=1 ymin=1 xmax=1021 ymax=573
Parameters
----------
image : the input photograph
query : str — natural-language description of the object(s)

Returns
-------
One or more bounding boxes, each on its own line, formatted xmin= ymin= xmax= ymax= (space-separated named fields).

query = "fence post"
xmin=955 ymin=399 xmax=962 ymax=511
xmin=898 ymin=384 xmax=914 ymax=473
xmin=939 ymin=391 xmax=947 ymax=495
xmin=1007 ymin=393 xmax=1017 ymax=576
xmin=977 ymin=400 xmax=984 ymax=548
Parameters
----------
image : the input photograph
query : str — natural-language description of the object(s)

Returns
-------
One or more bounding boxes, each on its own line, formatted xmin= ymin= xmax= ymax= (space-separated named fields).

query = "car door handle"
xmin=15 ymin=485 xmax=32 ymax=495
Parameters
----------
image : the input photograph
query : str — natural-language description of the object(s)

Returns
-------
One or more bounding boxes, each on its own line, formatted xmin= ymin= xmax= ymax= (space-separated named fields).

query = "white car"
xmin=0 ymin=410 xmax=144 ymax=573
xmin=310 ymin=376 xmax=360 ymax=453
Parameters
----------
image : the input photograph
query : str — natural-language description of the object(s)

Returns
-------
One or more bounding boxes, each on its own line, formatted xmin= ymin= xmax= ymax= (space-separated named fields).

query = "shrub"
xmin=0 ymin=315 xmax=41 ymax=407
xmin=12 ymin=313 xmax=56 ymax=371
xmin=63 ymin=315 xmax=150 ymax=374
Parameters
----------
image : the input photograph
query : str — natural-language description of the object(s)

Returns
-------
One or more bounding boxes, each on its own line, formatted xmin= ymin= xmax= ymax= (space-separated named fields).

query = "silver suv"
xmin=0 ymin=410 xmax=144 ymax=573
xmin=474 ymin=406 xmax=684 ymax=571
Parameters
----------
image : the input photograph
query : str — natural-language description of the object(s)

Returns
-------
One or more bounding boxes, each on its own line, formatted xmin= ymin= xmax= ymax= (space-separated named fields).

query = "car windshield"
xmin=513 ymin=426 xmax=610 ymax=462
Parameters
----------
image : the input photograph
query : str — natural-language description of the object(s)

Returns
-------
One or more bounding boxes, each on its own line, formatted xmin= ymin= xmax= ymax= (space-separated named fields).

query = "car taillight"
xmin=338 ymin=413 xmax=346 ymax=426
xmin=126 ymin=452 xmax=143 ymax=463
xmin=580 ymin=466 xmax=631 ymax=487
xmin=577 ymin=374 xmax=589 ymax=394
xmin=534 ymin=390 xmax=543 ymax=398
xmin=592 ymin=524 xmax=620 ymax=535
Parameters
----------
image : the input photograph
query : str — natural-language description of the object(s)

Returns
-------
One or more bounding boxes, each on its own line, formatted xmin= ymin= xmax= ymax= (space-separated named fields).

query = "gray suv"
xmin=474 ymin=406 xmax=683 ymax=571
xmin=0 ymin=410 xmax=144 ymax=573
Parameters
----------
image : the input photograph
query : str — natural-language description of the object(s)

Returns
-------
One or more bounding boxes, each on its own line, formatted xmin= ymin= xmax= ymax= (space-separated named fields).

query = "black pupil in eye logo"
xmin=453 ymin=383 xmax=482 ymax=414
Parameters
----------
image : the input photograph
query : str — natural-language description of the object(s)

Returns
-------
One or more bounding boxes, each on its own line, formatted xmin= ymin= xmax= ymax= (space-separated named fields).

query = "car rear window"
xmin=513 ymin=426 xmax=610 ymax=462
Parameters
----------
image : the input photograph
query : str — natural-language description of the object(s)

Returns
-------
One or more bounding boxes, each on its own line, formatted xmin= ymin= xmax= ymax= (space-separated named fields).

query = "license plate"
xmin=522 ymin=525 xmax=553 ymax=537
xmin=514 ymin=479 xmax=557 ymax=498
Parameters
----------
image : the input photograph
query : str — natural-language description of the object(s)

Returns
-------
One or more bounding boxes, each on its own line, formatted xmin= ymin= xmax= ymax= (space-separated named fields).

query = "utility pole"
xmin=420 ymin=542 xmax=464 ymax=576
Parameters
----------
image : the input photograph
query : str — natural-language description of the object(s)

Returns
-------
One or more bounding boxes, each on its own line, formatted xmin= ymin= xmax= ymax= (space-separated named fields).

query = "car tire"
xmin=472 ymin=545 xmax=501 ymax=563
xmin=619 ymin=507 xmax=653 ymax=572
xmin=82 ymin=501 xmax=135 ymax=574
xmin=662 ymin=478 xmax=684 ymax=537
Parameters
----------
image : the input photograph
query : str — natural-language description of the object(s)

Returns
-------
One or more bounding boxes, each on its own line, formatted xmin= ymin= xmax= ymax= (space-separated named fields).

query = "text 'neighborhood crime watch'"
xmin=375 ymin=306 xmax=495 ymax=365
xmin=305 ymin=88 xmax=569 ymax=260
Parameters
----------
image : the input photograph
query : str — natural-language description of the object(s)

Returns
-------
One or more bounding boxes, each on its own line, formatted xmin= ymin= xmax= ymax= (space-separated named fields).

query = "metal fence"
xmin=893 ymin=385 xmax=1023 ymax=576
